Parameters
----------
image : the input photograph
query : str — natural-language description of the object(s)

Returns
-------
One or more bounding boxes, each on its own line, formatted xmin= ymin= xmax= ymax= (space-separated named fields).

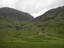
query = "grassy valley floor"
xmin=0 ymin=40 xmax=64 ymax=48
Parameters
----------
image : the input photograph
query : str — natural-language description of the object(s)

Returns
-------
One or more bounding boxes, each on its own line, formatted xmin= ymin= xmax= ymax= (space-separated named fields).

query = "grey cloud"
xmin=0 ymin=0 xmax=64 ymax=17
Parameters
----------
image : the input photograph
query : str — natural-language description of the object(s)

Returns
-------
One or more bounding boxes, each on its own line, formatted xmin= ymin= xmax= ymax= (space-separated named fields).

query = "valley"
xmin=0 ymin=6 xmax=64 ymax=48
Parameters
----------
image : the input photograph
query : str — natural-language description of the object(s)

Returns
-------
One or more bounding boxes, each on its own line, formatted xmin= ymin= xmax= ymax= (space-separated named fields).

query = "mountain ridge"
xmin=0 ymin=6 xmax=64 ymax=41
xmin=23 ymin=6 xmax=64 ymax=39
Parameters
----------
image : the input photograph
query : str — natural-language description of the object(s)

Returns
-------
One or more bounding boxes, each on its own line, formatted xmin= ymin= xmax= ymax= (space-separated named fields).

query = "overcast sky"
xmin=0 ymin=0 xmax=64 ymax=17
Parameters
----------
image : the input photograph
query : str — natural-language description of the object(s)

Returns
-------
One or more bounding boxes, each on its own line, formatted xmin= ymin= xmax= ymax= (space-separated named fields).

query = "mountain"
xmin=0 ymin=6 xmax=64 ymax=41
xmin=0 ymin=7 xmax=34 ymax=21
xmin=23 ymin=6 xmax=64 ymax=39
xmin=0 ymin=7 xmax=34 ymax=40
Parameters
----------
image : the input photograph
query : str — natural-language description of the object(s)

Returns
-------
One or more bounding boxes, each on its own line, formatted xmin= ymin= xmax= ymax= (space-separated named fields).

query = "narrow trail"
xmin=39 ymin=31 xmax=64 ymax=40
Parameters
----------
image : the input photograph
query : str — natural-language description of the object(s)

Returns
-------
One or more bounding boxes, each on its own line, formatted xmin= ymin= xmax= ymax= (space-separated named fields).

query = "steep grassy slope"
xmin=23 ymin=6 xmax=64 ymax=39
xmin=0 ymin=6 xmax=64 ymax=42
xmin=0 ymin=7 xmax=34 ymax=29
xmin=0 ymin=7 xmax=34 ymax=41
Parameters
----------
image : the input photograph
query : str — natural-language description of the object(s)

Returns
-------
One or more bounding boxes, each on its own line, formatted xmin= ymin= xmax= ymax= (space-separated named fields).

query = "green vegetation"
xmin=0 ymin=6 xmax=64 ymax=48
xmin=0 ymin=40 xmax=64 ymax=48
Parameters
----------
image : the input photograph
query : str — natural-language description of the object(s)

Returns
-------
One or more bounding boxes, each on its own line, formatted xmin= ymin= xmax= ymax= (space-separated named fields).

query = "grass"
xmin=0 ymin=40 xmax=64 ymax=48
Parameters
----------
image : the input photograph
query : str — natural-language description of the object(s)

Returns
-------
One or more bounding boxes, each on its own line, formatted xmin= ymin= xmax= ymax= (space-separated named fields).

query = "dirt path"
xmin=39 ymin=31 xmax=64 ymax=40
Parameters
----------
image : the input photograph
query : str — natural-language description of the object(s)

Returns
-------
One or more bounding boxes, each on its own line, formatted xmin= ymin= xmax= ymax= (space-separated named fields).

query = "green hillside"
xmin=0 ymin=7 xmax=34 ymax=41
xmin=0 ymin=6 xmax=64 ymax=41
xmin=23 ymin=6 xmax=64 ymax=39
xmin=0 ymin=6 xmax=64 ymax=48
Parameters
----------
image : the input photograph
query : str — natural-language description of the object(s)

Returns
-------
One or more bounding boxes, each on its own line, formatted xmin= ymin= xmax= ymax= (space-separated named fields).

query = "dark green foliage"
xmin=0 ymin=26 xmax=3 ymax=29
xmin=15 ymin=26 xmax=22 ymax=30
xmin=7 ymin=25 xmax=13 ymax=28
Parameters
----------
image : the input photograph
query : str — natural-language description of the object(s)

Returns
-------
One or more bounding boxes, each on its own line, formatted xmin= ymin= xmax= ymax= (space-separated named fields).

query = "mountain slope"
xmin=0 ymin=6 xmax=64 ymax=41
xmin=24 ymin=6 xmax=64 ymax=39
xmin=0 ymin=7 xmax=34 ymax=22
xmin=0 ymin=7 xmax=34 ymax=37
